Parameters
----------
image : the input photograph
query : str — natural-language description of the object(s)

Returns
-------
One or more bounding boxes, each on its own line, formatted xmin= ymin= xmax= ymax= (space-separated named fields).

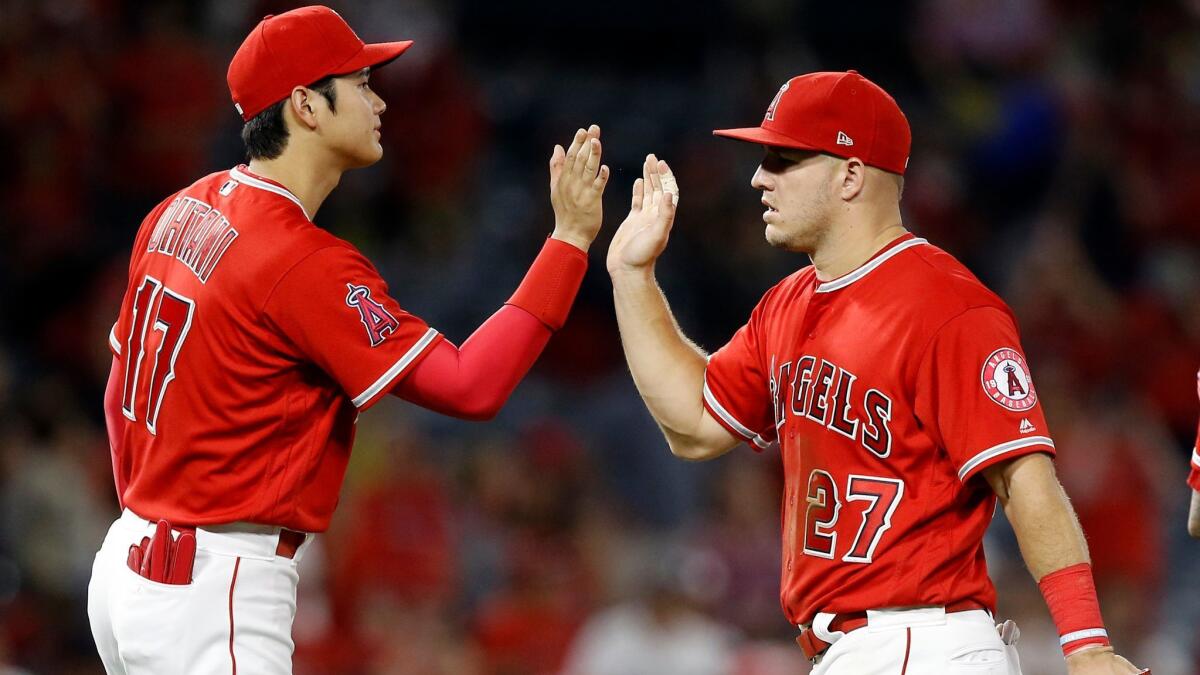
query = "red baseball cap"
xmin=714 ymin=70 xmax=911 ymax=175
xmin=227 ymin=5 xmax=413 ymax=122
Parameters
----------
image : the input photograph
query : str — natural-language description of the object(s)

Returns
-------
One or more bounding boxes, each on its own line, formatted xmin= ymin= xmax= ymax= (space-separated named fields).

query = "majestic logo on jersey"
xmin=765 ymin=82 xmax=790 ymax=122
xmin=345 ymin=284 xmax=399 ymax=347
xmin=981 ymin=348 xmax=1037 ymax=411
xmin=771 ymin=355 xmax=894 ymax=457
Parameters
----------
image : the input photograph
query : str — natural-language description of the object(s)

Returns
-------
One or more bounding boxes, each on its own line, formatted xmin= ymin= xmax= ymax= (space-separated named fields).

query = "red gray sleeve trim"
xmin=352 ymin=328 xmax=440 ymax=408
xmin=702 ymin=378 xmax=770 ymax=449
xmin=109 ymin=324 xmax=121 ymax=355
xmin=957 ymin=436 xmax=1055 ymax=481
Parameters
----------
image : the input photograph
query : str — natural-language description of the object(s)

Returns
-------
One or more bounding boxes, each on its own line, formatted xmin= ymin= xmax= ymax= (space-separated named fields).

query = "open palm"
xmin=607 ymin=154 xmax=678 ymax=274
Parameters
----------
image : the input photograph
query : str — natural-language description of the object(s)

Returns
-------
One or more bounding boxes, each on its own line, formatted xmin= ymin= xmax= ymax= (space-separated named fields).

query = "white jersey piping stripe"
xmin=957 ymin=436 xmax=1055 ymax=481
xmin=228 ymin=167 xmax=310 ymax=220
xmin=109 ymin=324 xmax=121 ymax=355
xmin=702 ymin=379 xmax=770 ymax=449
xmin=1192 ymin=446 xmax=1200 ymax=469
xmin=352 ymin=328 xmax=439 ymax=408
xmin=815 ymin=238 xmax=928 ymax=293
xmin=1060 ymin=628 xmax=1108 ymax=646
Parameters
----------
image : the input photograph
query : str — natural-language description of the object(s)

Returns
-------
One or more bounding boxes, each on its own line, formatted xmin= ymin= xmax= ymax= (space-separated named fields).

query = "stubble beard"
xmin=765 ymin=194 xmax=832 ymax=255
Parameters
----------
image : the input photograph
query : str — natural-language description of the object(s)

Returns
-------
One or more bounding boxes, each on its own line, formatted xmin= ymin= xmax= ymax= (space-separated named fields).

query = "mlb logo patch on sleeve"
xmin=981 ymin=348 xmax=1038 ymax=411
xmin=345 ymin=283 xmax=399 ymax=346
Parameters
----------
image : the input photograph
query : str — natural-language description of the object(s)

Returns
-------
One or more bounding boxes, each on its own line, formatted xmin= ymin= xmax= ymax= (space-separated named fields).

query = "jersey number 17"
xmin=120 ymin=275 xmax=196 ymax=435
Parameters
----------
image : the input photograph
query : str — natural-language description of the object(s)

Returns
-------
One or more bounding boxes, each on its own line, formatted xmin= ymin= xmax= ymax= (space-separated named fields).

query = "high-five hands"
xmin=549 ymin=125 xmax=610 ymax=253
xmin=607 ymin=153 xmax=678 ymax=275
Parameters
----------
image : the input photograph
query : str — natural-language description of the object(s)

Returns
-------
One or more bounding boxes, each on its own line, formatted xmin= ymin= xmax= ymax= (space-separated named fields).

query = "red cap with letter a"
xmin=227 ymin=5 xmax=413 ymax=122
xmin=714 ymin=70 xmax=912 ymax=175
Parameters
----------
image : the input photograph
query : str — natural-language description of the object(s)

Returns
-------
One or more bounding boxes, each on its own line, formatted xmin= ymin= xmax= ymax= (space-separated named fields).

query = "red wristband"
xmin=1038 ymin=563 xmax=1110 ymax=657
xmin=506 ymin=237 xmax=588 ymax=331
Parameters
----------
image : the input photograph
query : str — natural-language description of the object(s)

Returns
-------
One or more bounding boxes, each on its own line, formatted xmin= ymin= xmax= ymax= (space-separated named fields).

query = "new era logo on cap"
xmin=836 ymin=131 xmax=854 ymax=146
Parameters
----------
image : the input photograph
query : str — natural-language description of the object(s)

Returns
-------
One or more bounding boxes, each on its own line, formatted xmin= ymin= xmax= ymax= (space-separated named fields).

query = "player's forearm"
xmin=393 ymin=306 xmax=550 ymax=420
xmin=991 ymin=454 xmax=1090 ymax=579
xmin=611 ymin=267 xmax=710 ymax=447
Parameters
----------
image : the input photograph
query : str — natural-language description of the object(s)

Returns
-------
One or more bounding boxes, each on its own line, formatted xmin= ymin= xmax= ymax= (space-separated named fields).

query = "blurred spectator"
xmin=560 ymin=543 xmax=740 ymax=675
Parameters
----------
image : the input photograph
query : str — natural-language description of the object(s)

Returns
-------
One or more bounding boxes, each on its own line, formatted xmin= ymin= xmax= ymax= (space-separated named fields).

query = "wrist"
xmin=550 ymin=228 xmax=591 ymax=254
xmin=608 ymin=264 xmax=656 ymax=285
xmin=507 ymin=237 xmax=588 ymax=331
xmin=1038 ymin=563 xmax=1111 ymax=658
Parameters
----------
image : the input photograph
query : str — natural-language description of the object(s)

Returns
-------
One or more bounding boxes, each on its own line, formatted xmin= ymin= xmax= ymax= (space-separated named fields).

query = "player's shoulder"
xmin=899 ymin=239 xmax=1013 ymax=318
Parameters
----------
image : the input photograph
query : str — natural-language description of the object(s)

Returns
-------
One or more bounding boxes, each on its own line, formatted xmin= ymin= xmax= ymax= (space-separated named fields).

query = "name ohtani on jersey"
xmin=770 ymin=355 xmax=893 ymax=457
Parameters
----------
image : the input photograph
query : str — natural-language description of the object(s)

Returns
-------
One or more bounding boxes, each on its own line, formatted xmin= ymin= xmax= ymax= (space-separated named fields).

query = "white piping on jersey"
xmin=957 ymin=436 xmax=1055 ymax=481
xmin=1059 ymin=628 xmax=1107 ymax=646
xmin=815 ymin=238 xmax=929 ymax=293
xmin=702 ymin=379 xmax=770 ymax=449
xmin=228 ymin=167 xmax=310 ymax=220
xmin=109 ymin=324 xmax=121 ymax=355
xmin=1192 ymin=446 xmax=1200 ymax=469
xmin=352 ymin=328 xmax=439 ymax=408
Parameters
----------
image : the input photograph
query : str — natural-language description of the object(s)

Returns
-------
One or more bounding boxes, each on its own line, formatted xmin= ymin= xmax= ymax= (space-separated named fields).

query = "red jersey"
xmin=702 ymin=233 xmax=1054 ymax=626
xmin=107 ymin=165 xmax=441 ymax=532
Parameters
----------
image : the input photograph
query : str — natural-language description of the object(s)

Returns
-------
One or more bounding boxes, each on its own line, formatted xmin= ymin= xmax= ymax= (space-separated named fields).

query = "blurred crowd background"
xmin=1 ymin=0 xmax=1199 ymax=673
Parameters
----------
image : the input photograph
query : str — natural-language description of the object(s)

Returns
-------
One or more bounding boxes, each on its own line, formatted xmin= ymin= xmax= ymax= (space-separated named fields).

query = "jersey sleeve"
xmin=1189 ymin=412 xmax=1200 ymax=491
xmin=264 ymin=245 xmax=442 ymax=411
xmin=913 ymin=306 xmax=1055 ymax=483
xmin=702 ymin=297 xmax=776 ymax=451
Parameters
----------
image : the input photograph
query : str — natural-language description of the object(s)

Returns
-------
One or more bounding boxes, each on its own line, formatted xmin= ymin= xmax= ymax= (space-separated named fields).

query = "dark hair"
xmin=241 ymin=75 xmax=339 ymax=161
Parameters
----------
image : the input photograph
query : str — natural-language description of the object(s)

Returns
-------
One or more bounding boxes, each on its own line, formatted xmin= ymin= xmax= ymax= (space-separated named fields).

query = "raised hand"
xmin=549 ymin=124 xmax=610 ymax=252
xmin=606 ymin=153 xmax=678 ymax=275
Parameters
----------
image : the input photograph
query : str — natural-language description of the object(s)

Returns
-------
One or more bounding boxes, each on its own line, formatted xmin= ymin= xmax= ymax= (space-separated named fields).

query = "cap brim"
xmin=712 ymin=126 xmax=821 ymax=151
xmin=334 ymin=40 xmax=414 ymax=75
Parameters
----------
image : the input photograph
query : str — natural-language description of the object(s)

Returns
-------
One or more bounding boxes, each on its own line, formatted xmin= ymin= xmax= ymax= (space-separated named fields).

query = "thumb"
xmin=549 ymin=144 xmax=565 ymax=188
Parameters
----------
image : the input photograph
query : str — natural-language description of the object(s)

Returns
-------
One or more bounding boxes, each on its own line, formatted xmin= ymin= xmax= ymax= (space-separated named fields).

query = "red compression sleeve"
xmin=104 ymin=356 xmax=128 ymax=508
xmin=506 ymin=237 xmax=588 ymax=331
xmin=391 ymin=305 xmax=551 ymax=420
xmin=1038 ymin=563 xmax=1110 ymax=657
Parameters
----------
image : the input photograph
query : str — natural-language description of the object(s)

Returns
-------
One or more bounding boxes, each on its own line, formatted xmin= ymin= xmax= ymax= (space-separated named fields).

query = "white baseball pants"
xmin=810 ymin=608 xmax=1022 ymax=675
xmin=88 ymin=509 xmax=313 ymax=674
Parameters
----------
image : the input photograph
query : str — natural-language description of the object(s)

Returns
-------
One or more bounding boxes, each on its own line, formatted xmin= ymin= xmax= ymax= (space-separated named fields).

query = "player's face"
xmin=323 ymin=69 xmax=386 ymax=168
xmin=751 ymin=148 xmax=839 ymax=252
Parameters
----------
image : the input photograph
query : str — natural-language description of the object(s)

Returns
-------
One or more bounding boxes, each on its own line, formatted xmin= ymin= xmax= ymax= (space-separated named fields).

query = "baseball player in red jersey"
xmin=87 ymin=6 xmax=612 ymax=673
xmin=607 ymin=71 xmax=1148 ymax=674
xmin=1188 ymin=369 xmax=1200 ymax=538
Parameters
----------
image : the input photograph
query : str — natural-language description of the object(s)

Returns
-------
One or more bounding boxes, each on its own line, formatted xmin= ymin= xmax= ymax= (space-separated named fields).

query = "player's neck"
xmin=246 ymin=154 xmax=341 ymax=220
xmin=810 ymin=218 xmax=907 ymax=282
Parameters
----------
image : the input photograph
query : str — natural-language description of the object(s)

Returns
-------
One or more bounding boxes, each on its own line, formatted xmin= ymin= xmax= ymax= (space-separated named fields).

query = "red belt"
xmin=796 ymin=601 xmax=986 ymax=661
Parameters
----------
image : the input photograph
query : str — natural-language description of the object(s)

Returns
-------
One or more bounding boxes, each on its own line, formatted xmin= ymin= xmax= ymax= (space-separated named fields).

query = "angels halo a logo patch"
xmin=980 ymin=348 xmax=1037 ymax=411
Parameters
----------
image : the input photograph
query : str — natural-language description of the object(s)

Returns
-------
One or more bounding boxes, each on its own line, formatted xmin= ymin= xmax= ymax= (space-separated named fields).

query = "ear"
xmin=839 ymin=157 xmax=867 ymax=201
xmin=288 ymin=87 xmax=320 ymax=131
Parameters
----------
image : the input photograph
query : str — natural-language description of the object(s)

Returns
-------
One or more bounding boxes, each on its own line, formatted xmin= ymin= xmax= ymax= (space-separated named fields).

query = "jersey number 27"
xmin=798 ymin=470 xmax=904 ymax=564
xmin=120 ymin=275 xmax=196 ymax=434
